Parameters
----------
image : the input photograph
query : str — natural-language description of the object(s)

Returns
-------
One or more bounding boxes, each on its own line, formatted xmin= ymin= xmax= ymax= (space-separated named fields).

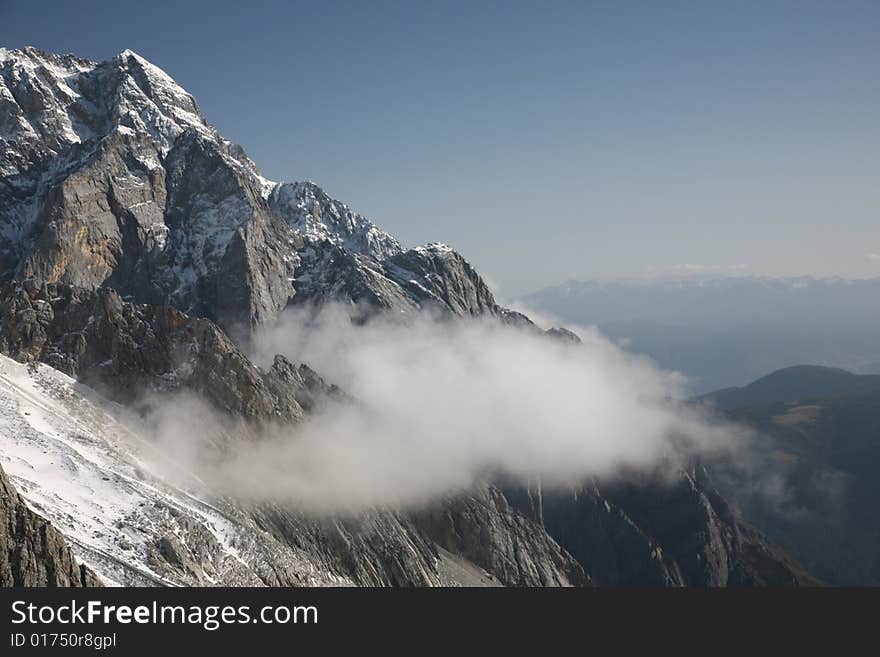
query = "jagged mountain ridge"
xmin=0 ymin=46 xmax=813 ymax=587
xmin=0 ymin=46 xmax=505 ymax=339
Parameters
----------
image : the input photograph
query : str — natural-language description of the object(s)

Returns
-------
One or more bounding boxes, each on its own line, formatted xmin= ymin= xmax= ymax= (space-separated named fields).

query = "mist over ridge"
xmin=143 ymin=304 xmax=744 ymax=513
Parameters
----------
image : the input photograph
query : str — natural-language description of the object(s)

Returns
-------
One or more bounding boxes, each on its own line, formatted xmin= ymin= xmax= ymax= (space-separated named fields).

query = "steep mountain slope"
xmin=0 ymin=280 xmax=585 ymax=587
xmin=0 ymin=46 xmax=812 ymax=587
xmin=0 ymin=277 xmax=811 ymax=586
xmin=0 ymin=350 xmax=585 ymax=587
xmin=1 ymin=462 xmax=100 ymax=587
xmin=505 ymin=468 xmax=813 ymax=587
xmin=703 ymin=366 xmax=880 ymax=584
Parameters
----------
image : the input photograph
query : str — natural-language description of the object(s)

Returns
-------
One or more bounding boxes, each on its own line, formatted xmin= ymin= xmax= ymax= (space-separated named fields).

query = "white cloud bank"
xmin=138 ymin=306 xmax=743 ymax=514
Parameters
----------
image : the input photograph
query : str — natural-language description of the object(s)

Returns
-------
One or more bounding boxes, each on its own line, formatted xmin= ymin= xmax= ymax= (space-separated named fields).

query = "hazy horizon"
xmin=3 ymin=0 xmax=878 ymax=295
xmin=516 ymin=270 xmax=880 ymax=298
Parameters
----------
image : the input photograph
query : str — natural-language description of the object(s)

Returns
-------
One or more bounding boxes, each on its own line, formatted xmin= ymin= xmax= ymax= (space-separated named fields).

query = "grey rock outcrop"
xmin=506 ymin=466 xmax=815 ymax=586
xmin=413 ymin=485 xmax=588 ymax=586
xmin=0 ymin=279 xmax=311 ymax=422
xmin=0 ymin=463 xmax=101 ymax=586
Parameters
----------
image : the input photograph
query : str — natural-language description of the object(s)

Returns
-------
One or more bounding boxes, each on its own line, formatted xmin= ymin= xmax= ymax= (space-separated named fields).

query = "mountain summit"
xmin=1 ymin=47 xmax=500 ymax=337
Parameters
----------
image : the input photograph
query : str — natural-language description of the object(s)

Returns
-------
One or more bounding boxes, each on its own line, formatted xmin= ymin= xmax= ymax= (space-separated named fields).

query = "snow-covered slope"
xmin=268 ymin=181 xmax=401 ymax=259
xmin=0 ymin=353 xmax=350 ymax=586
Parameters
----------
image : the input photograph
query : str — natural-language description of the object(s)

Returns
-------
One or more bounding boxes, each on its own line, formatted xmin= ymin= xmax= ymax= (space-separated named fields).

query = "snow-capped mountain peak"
xmin=0 ymin=46 xmax=224 ymax=162
xmin=1 ymin=47 xmax=496 ymax=334
xmin=108 ymin=48 xmax=214 ymax=147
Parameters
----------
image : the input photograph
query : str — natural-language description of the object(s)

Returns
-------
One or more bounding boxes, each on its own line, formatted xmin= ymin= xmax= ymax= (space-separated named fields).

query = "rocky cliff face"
xmin=506 ymin=467 xmax=813 ymax=587
xmin=413 ymin=485 xmax=588 ymax=586
xmin=0 ymin=463 xmax=100 ymax=586
xmin=0 ymin=278 xmax=315 ymax=422
xmin=0 ymin=46 xmax=812 ymax=587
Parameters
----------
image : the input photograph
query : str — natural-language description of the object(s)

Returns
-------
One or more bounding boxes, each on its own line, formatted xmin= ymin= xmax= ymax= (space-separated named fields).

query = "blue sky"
xmin=2 ymin=0 xmax=878 ymax=296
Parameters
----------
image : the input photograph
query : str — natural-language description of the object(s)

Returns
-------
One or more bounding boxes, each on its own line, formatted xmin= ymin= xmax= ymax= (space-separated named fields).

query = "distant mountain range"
xmin=520 ymin=276 xmax=880 ymax=392
xmin=701 ymin=365 xmax=880 ymax=585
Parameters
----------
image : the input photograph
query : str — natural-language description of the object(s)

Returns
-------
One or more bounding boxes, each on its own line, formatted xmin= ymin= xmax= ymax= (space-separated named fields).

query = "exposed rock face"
xmin=0 ymin=463 xmax=100 ymax=586
xmin=0 ymin=279 xmax=313 ymax=422
xmin=413 ymin=485 xmax=588 ymax=586
xmin=507 ymin=483 xmax=686 ymax=586
xmin=506 ymin=467 xmax=814 ymax=586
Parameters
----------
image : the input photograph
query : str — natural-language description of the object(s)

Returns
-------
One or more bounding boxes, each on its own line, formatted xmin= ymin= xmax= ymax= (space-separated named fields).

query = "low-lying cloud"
xmin=133 ymin=305 xmax=749 ymax=513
